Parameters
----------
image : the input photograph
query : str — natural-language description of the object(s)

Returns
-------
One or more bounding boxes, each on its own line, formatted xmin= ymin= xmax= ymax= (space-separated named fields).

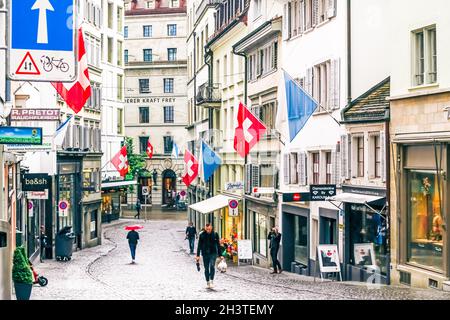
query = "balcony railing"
xmin=196 ymin=83 xmax=221 ymax=106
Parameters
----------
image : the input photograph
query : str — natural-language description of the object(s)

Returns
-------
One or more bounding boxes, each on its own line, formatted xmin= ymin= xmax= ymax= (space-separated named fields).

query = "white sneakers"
xmin=206 ymin=281 xmax=211 ymax=289
xmin=210 ymin=280 xmax=214 ymax=288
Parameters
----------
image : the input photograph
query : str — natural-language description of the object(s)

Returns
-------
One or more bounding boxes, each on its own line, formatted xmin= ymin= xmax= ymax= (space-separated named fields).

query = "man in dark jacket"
xmin=195 ymin=223 xmax=221 ymax=289
xmin=185 ymin=222 xmax=197 ymax=254
xmin=127 ymin=230 xmax=140 ymax=264
xmin=268 ymin=227 xmax=282 ymax=274
xmin=135 ymin=199 xmax=141 ymax=219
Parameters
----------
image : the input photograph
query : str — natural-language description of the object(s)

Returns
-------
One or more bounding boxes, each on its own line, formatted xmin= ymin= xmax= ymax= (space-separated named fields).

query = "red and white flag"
xmin=233 ymin=102 xmax=267 ymax=158
xmin=52 ymin=27 xmax=91 ymax=114
xmin=182 ymin=149 xmax=199 ymax=187
xmin=146 ymin=138 xmax=154 ymax=159
xmin=111 ymin=146 xmax=129 ymax=177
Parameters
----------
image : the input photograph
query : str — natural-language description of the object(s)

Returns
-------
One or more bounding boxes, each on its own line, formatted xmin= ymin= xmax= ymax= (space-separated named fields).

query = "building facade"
xmin=124 ymin=0 xmax=188 ymax=207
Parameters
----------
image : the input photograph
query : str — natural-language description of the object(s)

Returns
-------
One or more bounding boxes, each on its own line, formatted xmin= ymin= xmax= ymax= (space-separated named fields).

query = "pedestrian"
xmin=176 ymin=193 xmax=181 ymax=209
xmin=196 ymin=223 xmax=221 ymax=289
xmin=135 ymin=199 xmax=141 ymax=219
xmin=185 ymin=222 xmax=197 ymax=254
xmin=39 ymin=225 xmax=48 ymax=262
xmin=268 ymin=227 xmax=282 ymax=274
xmin=126 ymin=229 xmax=140 ymax=264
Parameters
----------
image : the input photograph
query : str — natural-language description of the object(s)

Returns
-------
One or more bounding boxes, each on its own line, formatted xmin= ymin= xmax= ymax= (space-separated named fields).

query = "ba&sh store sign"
xmin=22 ymin=174 xmax=51 ymax=191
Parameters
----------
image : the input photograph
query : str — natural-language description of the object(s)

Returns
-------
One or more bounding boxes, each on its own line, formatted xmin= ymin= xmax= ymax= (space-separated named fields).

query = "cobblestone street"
xmin=29 ymin=215 xmax=450 ymax=300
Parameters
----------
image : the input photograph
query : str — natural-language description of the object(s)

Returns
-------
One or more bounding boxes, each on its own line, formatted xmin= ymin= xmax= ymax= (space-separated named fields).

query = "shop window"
xmin=253 ymin=212 xmax=267 ymax=257
xmin=407 ymin=170 xmax=443 ymax=270
xmin=294 ymin=215 xmax=308 ymax=265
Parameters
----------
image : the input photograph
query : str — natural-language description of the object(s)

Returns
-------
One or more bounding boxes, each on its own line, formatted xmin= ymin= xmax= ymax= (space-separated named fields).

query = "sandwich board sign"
xmin=237 ymin=240 xmax=253 ymax=266
xmin=316 ymin=244 xmax=342 ymax=281
xmin=8 ymin=0 xmax=77 ymax=82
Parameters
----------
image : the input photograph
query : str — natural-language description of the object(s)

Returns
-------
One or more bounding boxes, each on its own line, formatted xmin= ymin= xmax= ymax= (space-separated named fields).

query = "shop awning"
xmin=189 ymin=195 xmax=239 ymax=214
xmin=326 ymin=193 xmax=385 ymax=205
xmin=101 ymin=180 xmax=137 ymax=189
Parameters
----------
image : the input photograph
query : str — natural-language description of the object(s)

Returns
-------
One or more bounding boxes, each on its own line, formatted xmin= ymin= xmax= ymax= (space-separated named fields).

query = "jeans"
xmin=202 ymin=254 xmax=217 ymax=282
xmin=129 ymin=243 xmax=137 ymax=260
xmin=271 ymin=249 xmax=281 ymax=271
xmin=188 ymin=237 xmax=195 ymax=253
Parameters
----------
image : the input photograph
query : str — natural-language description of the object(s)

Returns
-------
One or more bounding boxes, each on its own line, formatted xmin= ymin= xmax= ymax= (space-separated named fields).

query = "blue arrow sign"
xmin=11 ymin=0 xmax=74 ymax=51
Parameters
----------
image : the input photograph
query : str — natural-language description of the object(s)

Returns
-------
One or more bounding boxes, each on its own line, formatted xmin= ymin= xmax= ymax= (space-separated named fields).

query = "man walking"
xmin=185 ymin=222 xmax=197 ymax=254
xmin=135 ymin=199 xmax=141 ymax=219
xmin=126 ymin=229 xmax=140 ymax=264
xmin=268 ymin=227 xmax=282 ymax=274
xmin=196 ymin=223 xmax=221 ymax=289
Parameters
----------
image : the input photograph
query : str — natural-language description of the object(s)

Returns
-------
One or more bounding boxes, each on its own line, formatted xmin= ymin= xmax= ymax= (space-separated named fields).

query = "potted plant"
xmin=12 ymin=246 xmax=33 ymax=300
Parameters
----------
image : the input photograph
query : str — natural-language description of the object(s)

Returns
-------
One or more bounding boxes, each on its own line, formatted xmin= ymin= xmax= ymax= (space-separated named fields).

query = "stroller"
xmin=29 ymin=260 xmax=48 ymax=287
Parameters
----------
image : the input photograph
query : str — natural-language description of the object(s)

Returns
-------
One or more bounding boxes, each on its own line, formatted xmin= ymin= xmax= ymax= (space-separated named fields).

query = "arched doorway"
xmin=162 ymin=169 xmax=177 ymax=205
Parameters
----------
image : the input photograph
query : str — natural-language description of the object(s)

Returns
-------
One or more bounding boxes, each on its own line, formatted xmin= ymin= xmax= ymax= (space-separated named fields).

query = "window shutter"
xmin=298 ymin=152 xmax=307 ymax=186
xmin=299 ymin=0 xmax=305 ymax=34
xmin=283 ymin=3 xmax=290 ymax=40
xmin=245 ymin=164 xmax=252 ymax=194
xmin=97 ymin=128 xmax=102 ymax=152
xmin=326 ymin=0 xmax=336 ymax=19
xmin=380 ymin=130 xmax=386 ymax=183
xmin=251 ymin=164 xmax=260 ymax=191
xmin=64 ymin=124 xmax=72 ymax=149
xmin=306 ymin=67 xmax=313 ymax=95
xmin=331 ymin=59 xmax=340 ymax=109
xmin=340 ymin=134 xmax=350 ymax=180
xmin=331 ymin=150 xmax=340 ymax=185
xmin=283 ymin=153 xmax=290 ymax=185
xmin=312 ymin=0 xmax=319 ymax=26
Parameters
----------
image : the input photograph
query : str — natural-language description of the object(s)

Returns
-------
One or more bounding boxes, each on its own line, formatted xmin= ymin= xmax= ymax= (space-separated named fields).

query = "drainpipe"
xmin=205 ymin=48 xmax=214 ymax=224
xmin=347 ymin=0 xmax=352 ymax=104
xmin=385 ymin=120 xmax=391 ymax=285
xmin=193 ymin=31 xmax=197 ymax=123
xmin=233 ymin=47 xmax=248 ymax=238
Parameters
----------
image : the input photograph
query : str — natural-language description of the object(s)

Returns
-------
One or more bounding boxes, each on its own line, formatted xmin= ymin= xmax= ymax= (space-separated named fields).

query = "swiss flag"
xmin=146 ymin=138 xmax=154 ymax=159
xmin=111 ymin=146 xmax=129 ymax=177
xmin=52 ymin=27 xmax=91 ymax=114
xmin=233 ymin=102 xmax=267 ymax=158
xmin=182 ymin=150 xmax=199 ymax=187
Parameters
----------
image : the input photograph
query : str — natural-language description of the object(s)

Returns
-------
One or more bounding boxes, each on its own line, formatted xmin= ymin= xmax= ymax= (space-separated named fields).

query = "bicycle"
xmin=41 ymin=55 xmax=69 ymax=73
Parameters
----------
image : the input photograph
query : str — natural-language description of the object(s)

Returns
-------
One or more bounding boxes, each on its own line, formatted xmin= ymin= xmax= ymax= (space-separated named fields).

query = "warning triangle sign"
xmin=16 ymin=52 xmax=40 ymax=75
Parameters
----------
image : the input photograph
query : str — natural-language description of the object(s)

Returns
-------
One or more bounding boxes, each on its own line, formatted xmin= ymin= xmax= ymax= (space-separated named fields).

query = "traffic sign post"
xmin=228 ymin=199 xmax=239 ymax=217
xmin=8 ymin=0 xmax=77 ymax=82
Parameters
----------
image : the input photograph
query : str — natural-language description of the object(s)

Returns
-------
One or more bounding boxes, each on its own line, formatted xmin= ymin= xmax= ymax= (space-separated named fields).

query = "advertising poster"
xmin=317 ymin=245 xmax=341 ymax=273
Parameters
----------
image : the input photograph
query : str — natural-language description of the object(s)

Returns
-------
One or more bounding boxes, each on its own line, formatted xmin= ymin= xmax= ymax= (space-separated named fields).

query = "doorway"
xmin=320 ymin=216 xmax=337 ymax=245
xmin=162 ymin=169 xmax=177 ymax=205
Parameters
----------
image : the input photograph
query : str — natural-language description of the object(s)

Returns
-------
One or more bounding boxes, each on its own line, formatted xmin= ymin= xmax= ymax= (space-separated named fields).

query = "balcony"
xmin=196 ymin=83 xmax=221 ymax=107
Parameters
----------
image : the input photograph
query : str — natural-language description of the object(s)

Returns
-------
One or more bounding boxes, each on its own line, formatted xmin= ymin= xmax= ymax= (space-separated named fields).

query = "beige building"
xmin=124 ymin=0 xmax=188 ymax=206
xmin=389 ymin=0 xmax=450 ymax=290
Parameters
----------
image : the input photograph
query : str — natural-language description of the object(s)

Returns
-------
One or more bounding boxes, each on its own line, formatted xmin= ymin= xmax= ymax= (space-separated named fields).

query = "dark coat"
xmin=268 ymin=232 xmax=282 ymax=252
xmin=197 ymin=231 xmax=221 ymax=257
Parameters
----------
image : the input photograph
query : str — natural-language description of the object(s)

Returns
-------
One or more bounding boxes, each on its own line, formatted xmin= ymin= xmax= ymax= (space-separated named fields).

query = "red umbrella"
xmin=125 ymin=225 xmax=144 ymax=231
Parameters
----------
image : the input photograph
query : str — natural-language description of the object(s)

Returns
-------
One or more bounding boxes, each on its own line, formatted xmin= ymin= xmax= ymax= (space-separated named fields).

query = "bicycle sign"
xmin=8 ymin=0 xmax=77 ymax=82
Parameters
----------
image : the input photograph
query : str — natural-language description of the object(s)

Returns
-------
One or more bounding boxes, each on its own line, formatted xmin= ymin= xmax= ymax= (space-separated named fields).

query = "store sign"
xmin=237 ymin=240 xmax=252 ymax=260
xmin=252 ymin=187 xmax=275 ymax=194
xmin=22 ymin=174 xmax=50 ymax=191
xmin=4 ymin=142 xmax=52 ymax=152
xmin=125 ymin=97 xmax=176 ymax=104
xmin=27 ymin=190 xmax=49 ymax=200
xmin=10 ymin=108 xmax=60 ymax=121
xmin=228 ymin=199 xmax=239 ymax=217
xmin=317 ymin=245 xmax=341 ymax=273
xmin=310 ymin=184 xmax=337 ymax=201
xmin=224 ymin=181 xmax=244 ymax=191
xmin=0 ymin=127 xmax=43 ymax=145
xmin=283 ymin=192 xmax=310 ymax=202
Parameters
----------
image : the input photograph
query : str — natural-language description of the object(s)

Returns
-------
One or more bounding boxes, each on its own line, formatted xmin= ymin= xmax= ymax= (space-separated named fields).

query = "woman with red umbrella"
xmin=125 ymin=225 xmax=143 ymax=264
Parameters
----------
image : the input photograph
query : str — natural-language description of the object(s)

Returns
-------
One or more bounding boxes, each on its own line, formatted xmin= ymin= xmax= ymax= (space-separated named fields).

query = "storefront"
xmin=101 ymin=180 xmax=136 ymax=222
xmin=328 ymin=189 xmax=388 ymax=284
xmin=392 ymin=141 xmax=449 ymax=288
xmin=281 ymin=204 xmax=310 ymax=275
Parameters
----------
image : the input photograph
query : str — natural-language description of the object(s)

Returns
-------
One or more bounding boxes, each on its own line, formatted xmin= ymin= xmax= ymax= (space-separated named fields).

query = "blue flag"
xmin=283 ymin=71 xmax=319 ymax=142
xmin=199 ymin=140 xmax=222 ymax=182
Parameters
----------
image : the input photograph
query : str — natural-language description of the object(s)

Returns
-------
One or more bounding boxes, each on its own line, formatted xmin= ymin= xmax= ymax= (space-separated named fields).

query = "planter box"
xmin=14 ymin=282 xmax=32 ymax=300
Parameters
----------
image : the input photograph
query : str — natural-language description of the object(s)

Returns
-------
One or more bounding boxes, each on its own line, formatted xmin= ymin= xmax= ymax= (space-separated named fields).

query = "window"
xmin=260 ymin=164 xmax=275 ymax=188
xmin=290 ymin=153 xmax=298 ymax=184
xmin=117 ymin=7 xmax=123 ymax=32
xmin=117 ymin=108 xmax=123 ymax=134
xmin=163 ymin=136 xmax=174 ymax=154
xmin=248 ymin=41 xmax=278 ymax=80
xmin=319 ymin=0 xmax=327 ymax=23
xmin=374 ymin=135 xmax=381 ymax=178
xmin=312 ymin=152 xmax=319 ymax=184
xmin=253 ymin=212 xmax=267 ymax=257
xmin=413 ymin=26 xmax=437 ymax=86
xmin=167 ymin=24 xmax=177 ymax=36
xmin=326 ymin=151 xmax=332 ymax=184
xmin=294 ymin=215 xmax=308 ymax=265
xmin=139 ymin=107 xmax=150 ymax=123
xmin=254 ymin=0 xmax=262 ymax=17
xmin=356 ymin=136 xmax=364 ymax=177
xmin=117 ymin=74 xmax=123 ymax=100
xmin=124 ymin=49 xmax=128 ymax=64
xmin=168 ymin=48 xmax=177 ymax=61
xmin=139 ymin=137 xmax=149 ymax=154
xmin=143 ymin=25 xmax=152 ymax=37
xmin=313 ymin=60 xmax=331 ymax=110
xmin=170 ymin=0 xmax=179 ymax=8
xmin=164 ymin=106 xmax=174 ymax=123
xmin=146 ymin=0 xmax=154 ymax=9
xmin=143 ymin=49 xmax=152 ymax=62
xmin=139 ymin=79 xmax=150 ymax=94
xmin=164 ymin=78 xmax=174 ymax=93
xmin=108 ymin=2 xmax=113 ymax=29
xmin=124 ymin=26 xmax=128 ymax=38
xmin=107 ymin=37 xmax=113 ymax=63
xmin=407 ymin=170 xmax=443 ymax=270
xmin=117 ymin=41 xmax=123 ymax=66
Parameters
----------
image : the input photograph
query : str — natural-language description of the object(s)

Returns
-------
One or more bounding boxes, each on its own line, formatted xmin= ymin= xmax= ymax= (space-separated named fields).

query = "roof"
xmin=341 ymin=77 xmax=390 ymax=123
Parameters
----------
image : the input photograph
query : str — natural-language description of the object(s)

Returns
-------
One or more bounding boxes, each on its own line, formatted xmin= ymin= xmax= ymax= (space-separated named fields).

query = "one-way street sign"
xmin=8 ymin=0 xmax=77 ymax=82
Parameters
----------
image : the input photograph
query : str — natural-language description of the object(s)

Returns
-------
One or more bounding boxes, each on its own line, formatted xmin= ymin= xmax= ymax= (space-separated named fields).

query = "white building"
xmin=124 ymin=0 xmax=188 ymax=206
